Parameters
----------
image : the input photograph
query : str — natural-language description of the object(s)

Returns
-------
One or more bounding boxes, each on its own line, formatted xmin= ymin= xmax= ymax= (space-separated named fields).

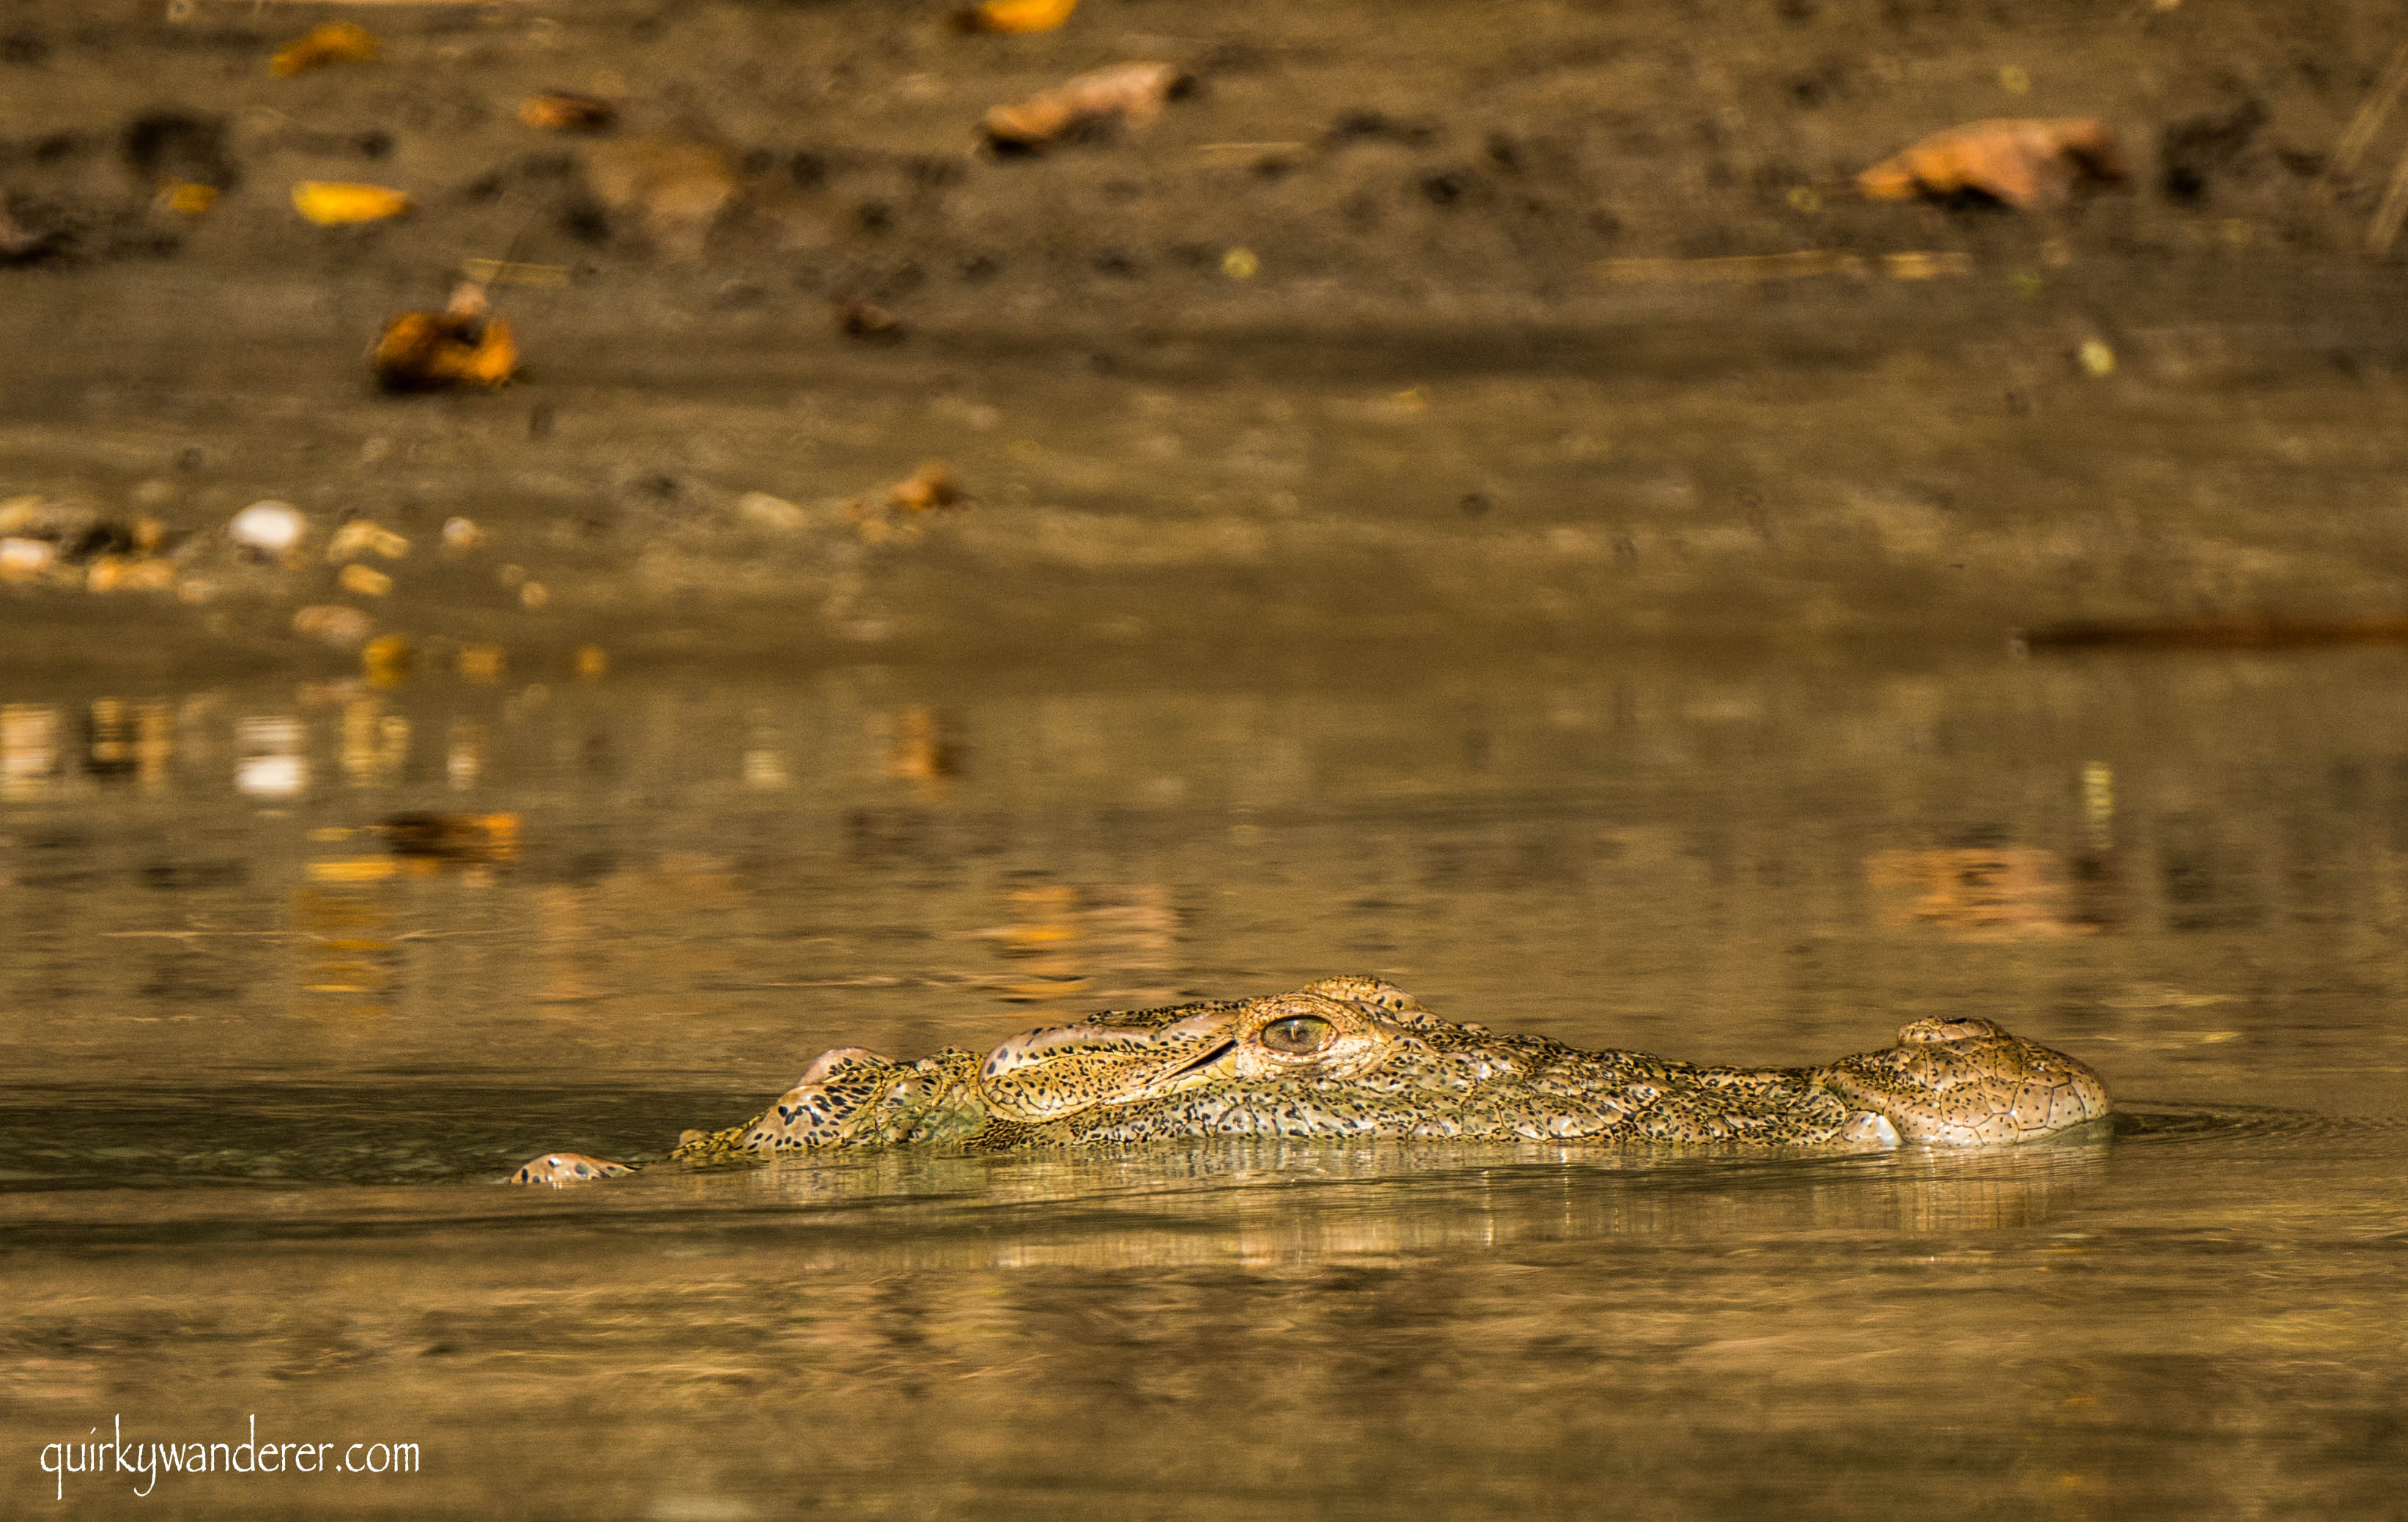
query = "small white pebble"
xmin=292 ymin=604 xmax=372 ymax=646
xmin=0 ymin=537 xmax=55 ymax=579
xmin=229 ymin=500 xmax=306 ymax=556
xmin=441 ymin=516 xmax=484 ymax=551
xmin=327 ymin=520 xmax=410 ymax=562
xmin=737 ymin=491 xmax=809 ymax=533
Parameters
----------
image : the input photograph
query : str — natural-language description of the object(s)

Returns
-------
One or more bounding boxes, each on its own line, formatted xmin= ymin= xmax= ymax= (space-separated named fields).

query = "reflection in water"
xmin=882 ymin=703 xmax=962 ymax=791
xmin=382 ymin=811 xmax=520 ymax=864
xmin=5 ymin=656 xmax=2408 ymax=1518
xmin=712 ymin=1129 xmax=2116 ymax=1266
xmin=2082 ymin=758 xmax=2115 ymax=849
xmin=81 ymin=698 xmax=133 ymax=780
xmin=444 ymin=716 xmax=483 ymax=791
xmin=292 ymin=883 xmax=396 ymax=1011
xmin=536 ymin=882 xmax=604 ymax=1005
xmin=234 ymin=713 xmax=306 ymax=799
xmin=340 ymin=697 xmax=409 ymax=788
xmin=1864 ymin=844 xmax=2120 ymax=939
xmin=977 ymin=881 xmax=1181 ymax=1002
xmin=1 ymin=701 xmax=56 ymax=799
xmin=742 ymin=714 xmax=788 ymax=789
xmin=4 ymin=656 xmax=2408 ymax=1103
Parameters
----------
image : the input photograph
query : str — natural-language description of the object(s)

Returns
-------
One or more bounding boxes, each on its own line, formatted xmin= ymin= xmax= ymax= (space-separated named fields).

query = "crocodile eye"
xmin=1260 ymin=1015 xmax=1335 ymax=1056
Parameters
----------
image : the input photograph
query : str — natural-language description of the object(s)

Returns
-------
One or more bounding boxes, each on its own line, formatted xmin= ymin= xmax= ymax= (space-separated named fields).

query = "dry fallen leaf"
xmin=843 ymin=462 xmax=970 ymax=544
xmin=0 ymin=202 xmax=59 ymax=262
xmin=0 ymin=538 xmax=55 ymax=581
xmin=270 ymin=22 xmax=378 ymax=79
xmin=371 ymin=282 xmax=520 ymax=392
xmin=983 ymin=62 xmax=1189 ymax=152
xmin=520 ymin=92 xmax=618 ymax=133
xmin=833 ymin=293 xmax=905 ymax=342
xmin=85 ymin=558 xmax=177 ymax=594
xmin=155 ymin=182 xmax=218 ymax=216
xmin=293 ymin=181 xmax=413 ymax=226
xmin=1858 ymin=118 xmax=2126 ymax=210
xmin=888 ymin=462 xmax=967 ymax=513
xmin=326 ymin=520 xmax=410 ymax=563
xmin=958 ymin=0 xmax=1080 ymax=33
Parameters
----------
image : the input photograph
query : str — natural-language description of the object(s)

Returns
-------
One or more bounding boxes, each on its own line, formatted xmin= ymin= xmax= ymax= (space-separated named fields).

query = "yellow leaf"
xmin=361 ymin=634 xmax=413 ymax=685
xmin=966 ymin=0 xmax=1079 ymax=32
xmin=156 ymin=182 xmax=218 ymax=216
xmin=270 ymin=22 xmax=379 ymax=78
xmin=308 ymin=857 xmax=398 ymax=884
xmin=292 ymin=182 xmax=413 ymax=226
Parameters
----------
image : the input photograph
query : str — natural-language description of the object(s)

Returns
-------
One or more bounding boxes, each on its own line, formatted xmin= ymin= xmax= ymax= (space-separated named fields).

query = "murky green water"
xmin=4 ymin=649 xmax=2406 ymax=1518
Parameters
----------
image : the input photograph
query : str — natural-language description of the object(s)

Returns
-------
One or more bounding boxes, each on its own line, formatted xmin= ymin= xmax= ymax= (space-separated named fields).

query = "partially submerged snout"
xmin=1814 ymin=1015 xmax=2111 ymax=1145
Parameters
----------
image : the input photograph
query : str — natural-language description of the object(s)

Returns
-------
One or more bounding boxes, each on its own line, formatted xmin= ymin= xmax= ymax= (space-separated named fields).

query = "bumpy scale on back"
xmin=514 ymin=978 xmax=2110 ymax=1183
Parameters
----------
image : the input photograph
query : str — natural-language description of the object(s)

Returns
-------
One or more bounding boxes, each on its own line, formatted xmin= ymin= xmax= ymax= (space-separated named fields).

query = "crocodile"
xmin=509 ymin=976 xmax=2111 ymax=1185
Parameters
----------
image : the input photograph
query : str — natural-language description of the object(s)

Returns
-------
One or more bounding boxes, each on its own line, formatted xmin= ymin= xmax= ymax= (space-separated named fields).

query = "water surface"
xmin=4 ymin=649 xmax=2405 ymax=1518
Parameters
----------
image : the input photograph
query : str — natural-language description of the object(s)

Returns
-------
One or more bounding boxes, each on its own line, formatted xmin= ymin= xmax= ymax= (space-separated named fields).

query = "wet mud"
xmin=7 ymin=1 xmax=2408 ymax=671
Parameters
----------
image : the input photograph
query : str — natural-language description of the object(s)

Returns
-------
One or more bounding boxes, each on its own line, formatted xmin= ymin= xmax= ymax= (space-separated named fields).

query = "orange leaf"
xmin=964 ymin=0 xmax=1079 ymax=33
xmin=1858 ymin=119 xmax=2125 ymax=210
xmin=293 ymin=181 xmax=413 ymax=225
xmin=270 ymin=22 xmax=377 ymax=78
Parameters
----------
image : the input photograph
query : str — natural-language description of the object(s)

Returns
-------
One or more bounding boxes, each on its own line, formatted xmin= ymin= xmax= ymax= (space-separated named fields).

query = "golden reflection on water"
xmin=6 ymin=658 xmax=2408 ymax=1112
xmin=1 ymin=701 xmax=57 ymax=799
xmin=975 ymin=881 xmax=1181 ymax=1003
xmin=1864 ymin=845 xmax=2121 ymax=939
xmin=881 ymin=703 xmax=962 ymax=792
xmin=234 ymin=713 xmax=306 ymax=800
xmin=536 ymin=883 xmax=605 ymax=1006
xmin=340 ymin=698 xmax=409 ymax=788
xmin=5 ymin=659 xmax=2408 ymax=1519
xmin=701 ymin=1132 xmax=2116 ymax=1268
xmin=83 ymin=698 xmax=133 ymax=780
xmin=292 ymin=883 xmax=397 ymax=1010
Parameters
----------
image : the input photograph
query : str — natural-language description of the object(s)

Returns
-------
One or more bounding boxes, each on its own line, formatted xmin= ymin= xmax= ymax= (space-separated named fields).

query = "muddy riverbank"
xmin=7 ymin=1 xmax=2408 ymax=673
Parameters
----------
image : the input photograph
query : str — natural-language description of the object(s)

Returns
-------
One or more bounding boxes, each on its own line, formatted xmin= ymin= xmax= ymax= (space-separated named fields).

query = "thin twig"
xmin=2321 ymin=40 xmax=2408 ymax=196
xmin=2369 ymin=141 xmax=2408 ymax=254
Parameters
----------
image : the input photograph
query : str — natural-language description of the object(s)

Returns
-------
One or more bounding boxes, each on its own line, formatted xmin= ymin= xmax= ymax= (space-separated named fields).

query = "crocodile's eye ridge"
xmin=1260 ymin=1014 xmax=1336 ymax=1056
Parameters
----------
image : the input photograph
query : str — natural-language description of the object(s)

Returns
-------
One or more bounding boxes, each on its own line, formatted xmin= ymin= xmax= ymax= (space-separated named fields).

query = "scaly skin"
xmin=510 ymin=977 xmax=2112 ymax=1185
